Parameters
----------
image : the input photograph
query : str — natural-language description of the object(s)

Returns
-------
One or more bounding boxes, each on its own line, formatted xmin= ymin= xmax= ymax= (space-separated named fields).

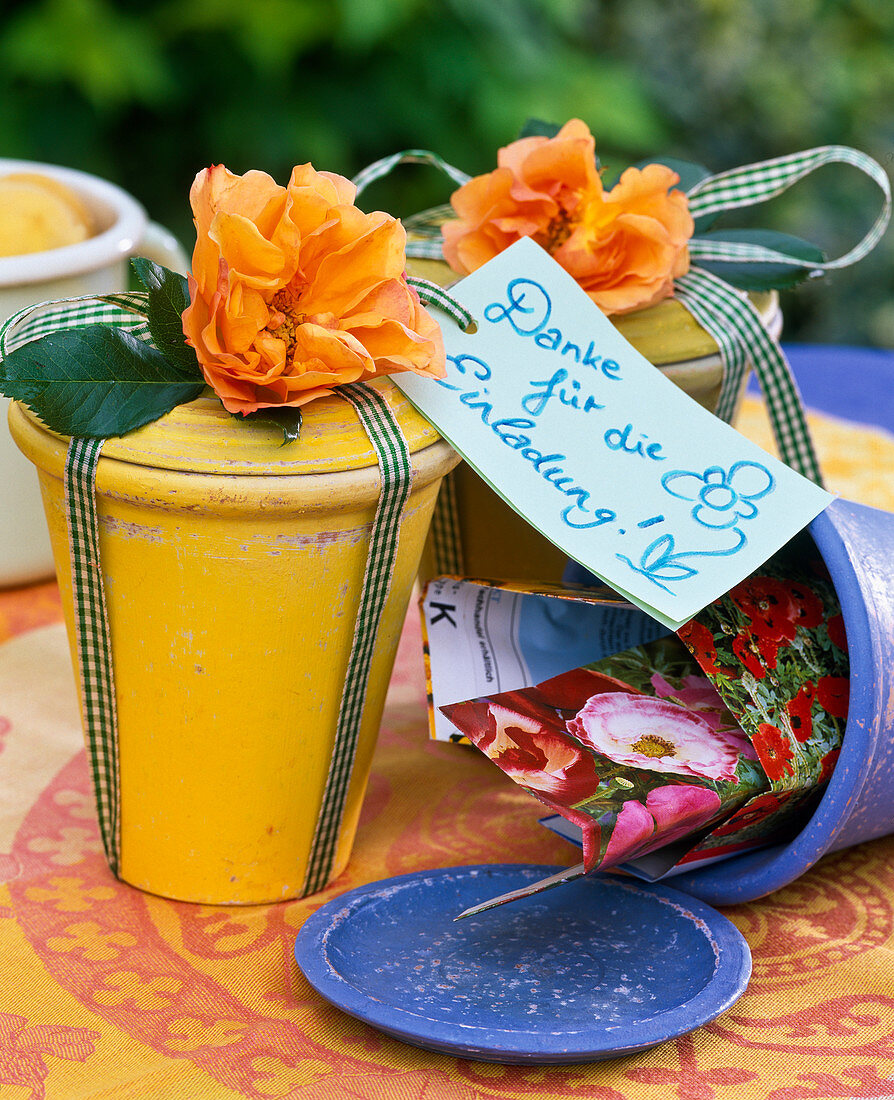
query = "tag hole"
xmin=463 ymin=320 xmax=478 ymax=335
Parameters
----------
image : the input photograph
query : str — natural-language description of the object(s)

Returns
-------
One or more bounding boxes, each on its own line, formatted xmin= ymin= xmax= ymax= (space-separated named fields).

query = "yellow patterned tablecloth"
xmin=0 ymin=396 xmax=892 ymax=1100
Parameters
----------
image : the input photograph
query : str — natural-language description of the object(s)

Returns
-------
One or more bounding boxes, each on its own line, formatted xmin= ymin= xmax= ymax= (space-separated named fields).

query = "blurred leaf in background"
xmin=583 ymin=0 xmax=894 ymax=346
xmin=0 ymin=0 xmax=890 ymax=345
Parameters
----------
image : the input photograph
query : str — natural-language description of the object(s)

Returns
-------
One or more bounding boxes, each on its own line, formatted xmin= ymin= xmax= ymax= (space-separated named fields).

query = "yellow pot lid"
xmin=39 ymin=377 xmax=443 ymax=476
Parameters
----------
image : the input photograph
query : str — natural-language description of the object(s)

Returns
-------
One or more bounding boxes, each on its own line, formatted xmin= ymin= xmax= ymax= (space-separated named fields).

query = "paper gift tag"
xmin=397 ymin=238 xmax=833 ymax=629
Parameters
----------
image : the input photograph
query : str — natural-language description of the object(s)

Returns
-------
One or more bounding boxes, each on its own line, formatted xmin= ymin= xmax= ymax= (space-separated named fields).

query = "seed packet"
xmin=438 ymin=540 xmax=848 ymax=905
xmin=442 ymin=641 xmax=767 ymax=875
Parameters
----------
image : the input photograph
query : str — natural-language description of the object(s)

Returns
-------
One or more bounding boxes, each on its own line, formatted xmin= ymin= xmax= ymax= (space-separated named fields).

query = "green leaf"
xmin=0 ymin=326 xmax=205 ymax=438
xmin=235 ymin=405 xmax=303 ymax=444
xmin=695 ymin=228 xmax=826 ymax=291
xmin=131 ymin=258 xmax=203 ymax=380
xmin=692 ymin=211 xmax=722 ymax=235
xmin=517 ymin=118 xmax=561 ymax=141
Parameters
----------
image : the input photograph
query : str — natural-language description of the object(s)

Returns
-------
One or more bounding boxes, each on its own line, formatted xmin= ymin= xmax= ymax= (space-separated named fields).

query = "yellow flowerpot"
xmin=9 ymin=380 xmax=458 ymax=904
xmin=408 ymin=236 xmax=780 ymax=584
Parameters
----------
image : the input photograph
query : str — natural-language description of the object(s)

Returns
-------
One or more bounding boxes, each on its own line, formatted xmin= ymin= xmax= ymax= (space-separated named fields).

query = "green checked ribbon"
xmin=426 ymin=467 xmax=465 ymax=576
xmin=0 ymin=293 xmax=151 ymax=358
xmin=0 ymin=295 xmax=417 ymax=887
xmin=677 ymin=144 xmax=891 ymax=487
xmin=406 ymin=275 xmax=475 ymax=333
xmin=0 ymin=292 xmax=158 ymax=874
xmin=303 ymin=382 xmax=413 ymax=894
xmin=64 ymin=435 xmax=119 ymax=874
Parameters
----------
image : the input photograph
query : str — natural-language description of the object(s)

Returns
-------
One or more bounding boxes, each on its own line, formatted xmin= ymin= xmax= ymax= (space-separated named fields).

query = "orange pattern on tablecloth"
xmin=0 ymin=400 xmax=892 ymax=1099
xmin=4 ymin=679 xmax=894 ymax=1099
xmin=0 ymin=580 xmax=61 ymax=644
xmin=0 ymin=1012 xmax=99 ymax=1098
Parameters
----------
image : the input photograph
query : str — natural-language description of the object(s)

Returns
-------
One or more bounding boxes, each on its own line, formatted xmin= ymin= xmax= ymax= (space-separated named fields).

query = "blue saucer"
xmin=294 ymin=864 xmax=752 ymax=1064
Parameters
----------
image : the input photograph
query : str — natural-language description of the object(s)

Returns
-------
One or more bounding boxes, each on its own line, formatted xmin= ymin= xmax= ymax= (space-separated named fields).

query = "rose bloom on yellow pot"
xmin=184 ymin=162 xmax=446 ymax=414
xmin=0 ymin=161 xmax=460 ymax=904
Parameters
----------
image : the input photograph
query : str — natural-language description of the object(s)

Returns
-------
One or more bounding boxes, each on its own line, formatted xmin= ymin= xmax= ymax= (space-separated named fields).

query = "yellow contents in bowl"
xmin=0 ymin=173 xmax=94 ymax=257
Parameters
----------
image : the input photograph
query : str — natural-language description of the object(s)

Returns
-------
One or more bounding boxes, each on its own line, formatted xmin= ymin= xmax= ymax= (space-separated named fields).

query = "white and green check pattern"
xmin=686 ymin=145 xmax=891 ymax=271
xmin=352 ymin=148 xmax=471 ymax=199
xmin=406 ymin=275 xmax=475 ymax=332
xmin=676 ymin=144 xmax=889 ymax=487
xmin=64 ymin=436 xmax=120 ymax=874
xmin=405 ymin=239 xmax=449 ymax=261
xmin=676 ymin=267 xmax=823 ymax=484
xmin=0 ymin=293 xmax=156 ymax=877
xmin=0 ymin=293 xmax=151 ymax=358
xmin=427 ymin=470 xmax=465 ymax=576
xmin=302 ymin=382 xmax=413 ymax=895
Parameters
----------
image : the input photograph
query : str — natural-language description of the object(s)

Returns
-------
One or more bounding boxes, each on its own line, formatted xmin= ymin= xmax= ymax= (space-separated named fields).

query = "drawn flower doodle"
xmin=662 ymin=461 xmax=775 ymax=530
xmin=617 ymin=529 xmax=746 ymax=594
xmin=616 ymin=462 xmax=775 ymax=592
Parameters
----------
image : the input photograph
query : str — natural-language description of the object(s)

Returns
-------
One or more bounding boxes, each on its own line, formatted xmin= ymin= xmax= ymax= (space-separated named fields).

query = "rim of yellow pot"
xmin=405 ymin=217 xmax=779 ymax=367
xmin=13 ymin=376 xmax=443 ymax=477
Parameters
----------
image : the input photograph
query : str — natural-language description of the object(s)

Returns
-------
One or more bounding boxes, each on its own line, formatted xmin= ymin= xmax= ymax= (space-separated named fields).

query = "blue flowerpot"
xmin=564 ymin=498 xmax=894 ymax=904
xmin=672 ymin=498 xmax=894 ymax=905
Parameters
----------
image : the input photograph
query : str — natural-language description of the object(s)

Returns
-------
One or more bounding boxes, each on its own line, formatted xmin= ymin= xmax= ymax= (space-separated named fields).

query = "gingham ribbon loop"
xmin=674 ymin=145 xmax=890 ymax=488
xmin=0 ymin=293 xmax=152 ymax=358
xmin=353 ymin=152 xmax=470 ymax=264
xmin=686 ymin=144 xmax=891 ymax=272
xmin=406 ymin=275 xmax=475 ymax=332
xmin=354 ymin=144 xmax=890 ymax=281
xmin=303 ymin=382 xmax=413 ymax=895
xmin=352 ymin=149 xmax=471 ymax=199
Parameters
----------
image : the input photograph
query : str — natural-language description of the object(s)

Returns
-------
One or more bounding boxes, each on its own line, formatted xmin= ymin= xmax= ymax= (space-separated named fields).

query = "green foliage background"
xmin=2 ymin=0 xmax=892 ymax=345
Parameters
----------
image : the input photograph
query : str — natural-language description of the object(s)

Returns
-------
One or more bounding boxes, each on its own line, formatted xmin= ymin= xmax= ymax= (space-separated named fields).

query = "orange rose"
xmin=182 ymin=163 xmax=446 ymax=415
xmin=442 ymin=120 xmax=693 ymax=315
xmin=561 ymin=163 xmax=694 ymax=314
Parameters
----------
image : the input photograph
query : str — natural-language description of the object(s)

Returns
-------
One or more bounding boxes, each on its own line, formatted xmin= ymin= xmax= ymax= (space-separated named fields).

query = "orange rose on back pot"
xmin=442 ymin=119 xmax=694 ymax=316
xmin=182 ymin=163 xmax=446 ymax=415
xmin=564 ymin=163 xmax=693 ymax=314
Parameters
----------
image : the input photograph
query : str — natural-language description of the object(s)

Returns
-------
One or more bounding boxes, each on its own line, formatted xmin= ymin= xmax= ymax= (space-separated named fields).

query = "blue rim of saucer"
xmin=294 ymin=864 xmax=752 ymax=1064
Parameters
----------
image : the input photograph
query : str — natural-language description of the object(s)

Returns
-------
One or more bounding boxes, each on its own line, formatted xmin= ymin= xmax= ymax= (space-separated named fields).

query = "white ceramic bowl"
xmin=0 ymin=159 xmax=189 ymax=587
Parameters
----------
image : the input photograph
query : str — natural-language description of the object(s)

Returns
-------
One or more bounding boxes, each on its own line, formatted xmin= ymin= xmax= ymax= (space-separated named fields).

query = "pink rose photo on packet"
xmin=441 ymin=648 xmax=765 ymax=876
